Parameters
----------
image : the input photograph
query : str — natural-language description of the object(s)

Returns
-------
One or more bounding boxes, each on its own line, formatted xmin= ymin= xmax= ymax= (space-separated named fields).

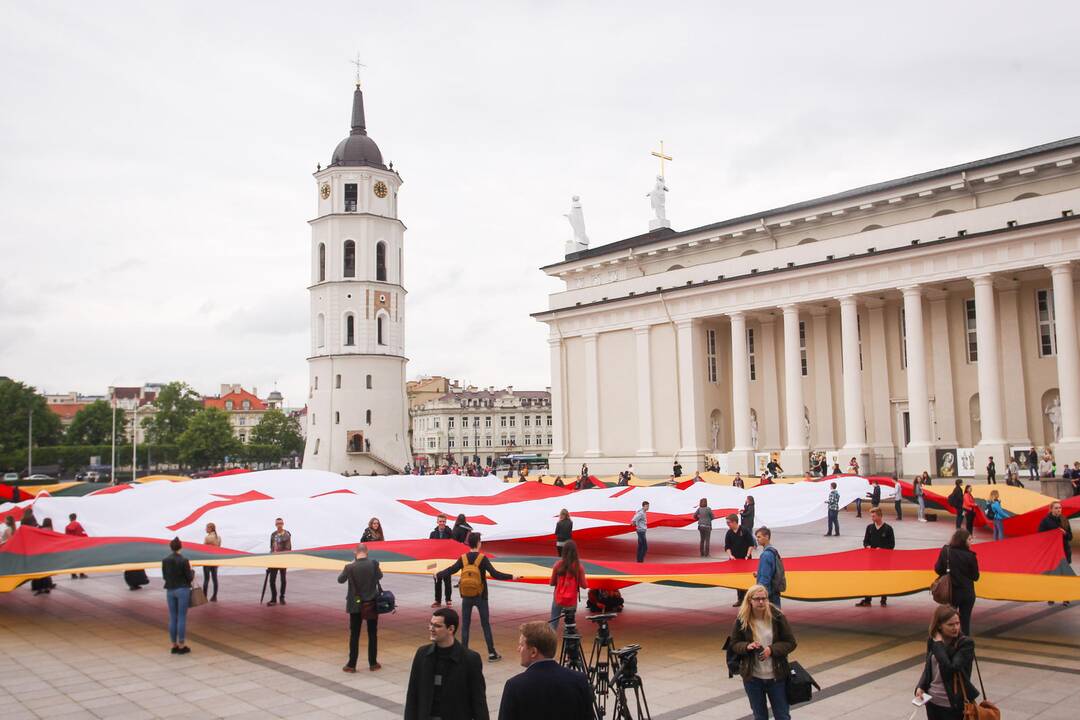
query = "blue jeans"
xmin=826 ymin=509 xmax=839 ymax=535
xmin=636 ymin=531 xmax=648 ymax=562
xmin=743 ymin=676 xmax=791 ymax=720
xmin=768 ymin=591 xmax=782 ymax=608
xmin=992 ymin=518 xmax=1004 ymax=541
xmin=461 ymin=595 xmax=496 ymax=654
xmin=549 ymin=603 xmax=575 ymax=630
xmin=167 ymin=587 xmax=191 ymax=644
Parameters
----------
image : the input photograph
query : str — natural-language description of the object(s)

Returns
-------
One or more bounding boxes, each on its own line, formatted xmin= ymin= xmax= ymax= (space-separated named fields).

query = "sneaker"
xmin=855 ymin=599 xmax=872 ymax=607
xmin=1064 ymin=601 xmax=1071 ymax=607
xmin=267 ymin=600 xmax=277 ymax=606
xmin=171 ymin=647 xmax=180 ymax=654
xmin=342 ymin=665 xmax=356 ymax=673
xmin=880 ymin=598 xmax=888 ymax=607
xmin=177 ymin=646 xmax=191 ymax=654
xmin=280 ymin=599 xmax=287 ymax=605
xmin=431 ymin=602 xmax=442 ymax=608
xmin=488 ymin=652 xmax=502 ymax=662
xmin=369 ymin=663 xmax=382 ymax=671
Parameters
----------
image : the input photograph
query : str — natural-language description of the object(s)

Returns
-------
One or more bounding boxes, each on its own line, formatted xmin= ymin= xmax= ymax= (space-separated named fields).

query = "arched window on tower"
xmin=366 ymin=374 xmax=373 ymax=389
xmin=343 ymin=240 xmax=356 ymax=278
xmin=376 ymin=241 xmax=387 ymax=282
xmin=377 ymin=314 xmax=386 ymax=345
xmin=366 ymin=409 xmax=372 ymax=425
xmin=345 ymin=314 xmax=355 ymax=346
xmin=318 ymin=243 xmax=326 ymax=282
xmin=316 ymin=313 xmax=326 ymax=347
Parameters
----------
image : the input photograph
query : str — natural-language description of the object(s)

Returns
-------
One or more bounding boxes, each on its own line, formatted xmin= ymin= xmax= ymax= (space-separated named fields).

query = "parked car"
xmin=25 ymin=474 xmax=56 ymax=481
xmin=2 ymin=472 xmax=18 ymax=483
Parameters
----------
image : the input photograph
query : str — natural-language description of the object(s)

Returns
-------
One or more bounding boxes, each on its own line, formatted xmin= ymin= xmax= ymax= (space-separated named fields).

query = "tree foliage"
xmin=0 ymin=378 xmax=63 ymax=453
xmin=65 ymin=400 xmax=123 ymax=445
xmin=144 ymin=381 xmax=203 ymax=444
xmin=177 ymin=408 xmax=239 ymax=469
xmin=249 ymin=409 xmax=305 ymax=457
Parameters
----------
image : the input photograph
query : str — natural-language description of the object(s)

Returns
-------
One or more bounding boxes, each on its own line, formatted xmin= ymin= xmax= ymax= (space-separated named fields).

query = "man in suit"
xmin=405 ymin=608 xmax=489 ymax=720
xmin=337 ymin=543 xmax=383 ymax=672
xmin=498 ymin=621 xmax=594 ymax=720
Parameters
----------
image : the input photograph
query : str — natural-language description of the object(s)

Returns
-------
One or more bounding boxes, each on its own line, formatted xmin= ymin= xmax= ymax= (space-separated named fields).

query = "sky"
xmin=2 ymin=1 xmax=1079 ymax=408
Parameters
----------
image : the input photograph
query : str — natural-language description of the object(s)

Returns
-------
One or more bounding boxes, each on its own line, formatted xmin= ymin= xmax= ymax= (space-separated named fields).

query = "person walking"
xmin=856 ymin=507 xmax=896 ymax=607
xmin=724 ymin=514 xmax=755 ymax=607
xmin=499 ymin=621 xmax=594 ymax=720
xmin=632 ymin=501 xmax=649 ymax=563
xmin=985 ymin=491 xmax=1004 ymax=542
xmin=825 ymin=482 xmax=840 ymax=536
xmin=869 ymin=478 xmax=882 ymax=508
xmin=961 ymin=485 xmax=977 ymax=534
xmin=934 ymin=530 xmax=980 ymax=635
xmin=1028 ymin=446 xmax=1038 ymax=483
xmin=1039 ymin=501 xmax=1073 ymax=606
xmin=548 ymin=540 xmax=588 ymax=631
xmin=554 ymin=509 xmax=573 ymax=557
xmin=893 ymin=476 xmax=904 ymax=520
xmin=361 ymin=517 xmax=385 ymax=543
xmin=452 ymin=514 xmax=473 ymax=544
xmin=430 ymin=514 xmax=454 ymax=608
xmin=267 ymin=517 xmax=291 ymax=606
xmin=914 ymin=604 xmax=979 ymax=720
xmin=162 ymin=537 xmax=194 ymax=655
xmin=694 ymin=498 xmax=714 ymax=556
xmin=754 ymin=527 xmax=784 ymax=607
xmin=338 ymin=543 xmax=383 ymax=672
xmin=947 ymin=480 xmax=964 ymax=529
xmin=729 ymin=583 xmax=797 ymax=720
xmin=741 ymin=496 xmax=756 ymax=536
xmin=0 ymin=516 xmax=15 ymax=545
xmin=985 ymin=457 xmax=996 ymax=484
xmin=405 ymin=608 xmax=489 ymax=720
xmin=202 ymin=522 xmax=220 ymax=601
xmin=914 ymin=475 xmax=927 ymax=522
xmin=65 ymin=513 xmax=89 ymax=579
xmin=436 ymin=532 xmax=518 ymax=661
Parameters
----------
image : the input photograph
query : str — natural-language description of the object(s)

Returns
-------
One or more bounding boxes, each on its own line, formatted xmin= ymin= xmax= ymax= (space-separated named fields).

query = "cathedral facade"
xmin=536 ymin=137 xmax=1080 ymax=485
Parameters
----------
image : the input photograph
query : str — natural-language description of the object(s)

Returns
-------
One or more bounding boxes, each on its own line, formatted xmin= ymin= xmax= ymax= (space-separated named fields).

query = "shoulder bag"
xmin=189 ymin=581 xmax=208 ymax=607
xmin=930 ymin=546 xmax=952 ymax=605
xmin=956 ymin=654 xmax=1000 ymax=720
xmin=785 ymin=661 xmax=821 ymax=705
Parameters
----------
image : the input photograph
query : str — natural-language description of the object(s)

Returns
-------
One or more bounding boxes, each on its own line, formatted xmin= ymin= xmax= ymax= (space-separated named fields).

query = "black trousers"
xmin=434 ymin=575 xmax=452 ymax=604
xmin=347 ymin=613 xmax=378 ymax=668
xmin=202 ymin=566 xmax=218 ymax=599
xmin=925 ymin=702 xmax=963 ymax=720
xmin=269 ymin=568 xmax=286 ymax=600
xmin=698 ymin=527 xmax=712 ymax=556
xmin=954 ymin=590 xmax=976 ymax=636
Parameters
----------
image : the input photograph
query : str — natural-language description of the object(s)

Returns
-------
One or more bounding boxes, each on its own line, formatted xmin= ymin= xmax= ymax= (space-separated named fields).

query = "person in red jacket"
xmin=548 ymin=540 xmax=588 ymax=631
xmin=65 ymin=513 xmax=89 ymax=579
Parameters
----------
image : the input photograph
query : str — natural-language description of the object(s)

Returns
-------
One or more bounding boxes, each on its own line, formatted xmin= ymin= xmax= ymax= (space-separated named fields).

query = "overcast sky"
xmin=2 ymin=1 xmax=1078 ymax=407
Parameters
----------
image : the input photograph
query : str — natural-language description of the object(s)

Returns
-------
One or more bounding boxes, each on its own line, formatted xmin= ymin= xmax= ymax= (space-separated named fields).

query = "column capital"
xmin=898 ymin=284 xmax=922 ymax=298
xmin=547 ymin=337 xmax=564 ymax=348
xmin=837 ymin=294 xmax=859 ymax=308
xmin=727 ymin=310 xmax=746 ymax=322
xmin=1047 ymin=261 xmax=1075 ymax=276
xmin=779 ymin=303 xmax=800 ymax=316
xmin=969 ymin=273 xmax=996 ymax=287
xmin=674 ymin=318 xmax=695 ymax=330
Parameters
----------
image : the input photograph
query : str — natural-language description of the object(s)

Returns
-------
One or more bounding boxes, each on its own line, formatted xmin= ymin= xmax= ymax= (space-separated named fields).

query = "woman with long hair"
xmin=913 ymin=474 xmax=926 ymax=522
xmin=554 ymin=509 xmax=573 ymax=556
xmin=962 ymin=485 xmax=977 ymax=534
xmin=1039 ymin=501 xmax=1074 ymax=606
xmin=741 ymin=496 xmax=756 ymax=537
xmin=729 ymin=583 xmax=797 ymax=720
xmin=914 ymin=604 xmax=978 ymax=719
xmin=451 ymin=513 xmax=472 ymax=544
xmin=934 ymin=529 xmax=980 ymax=635
xmin=203 ymin=522 xmax=221 ymax=602
xmin=548 ymin=539 xmax=588 ymax=630
xmin=361 ymin=517 xmax=384 ymax=543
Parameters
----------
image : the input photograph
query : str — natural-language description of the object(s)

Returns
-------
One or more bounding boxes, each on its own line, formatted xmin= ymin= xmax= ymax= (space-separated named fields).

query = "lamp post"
xmin=110 ymin=399 xmax=117 ymax=485
xmin=132 ymin=404 xmax=138 ymax=483
xmin=27 ymin=406 xmax=32 ymax=477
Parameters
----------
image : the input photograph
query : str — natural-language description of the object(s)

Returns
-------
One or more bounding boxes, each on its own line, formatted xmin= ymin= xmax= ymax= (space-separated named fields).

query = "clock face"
xmin=373 ymin=181 xmax=388 ymax=199
xmin=320 ymin=183 xmax=331 ymax=199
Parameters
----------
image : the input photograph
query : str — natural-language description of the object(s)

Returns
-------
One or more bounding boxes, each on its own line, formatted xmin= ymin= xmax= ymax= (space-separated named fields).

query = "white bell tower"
xmin=302 ymin=83 xmax=410 ymax=474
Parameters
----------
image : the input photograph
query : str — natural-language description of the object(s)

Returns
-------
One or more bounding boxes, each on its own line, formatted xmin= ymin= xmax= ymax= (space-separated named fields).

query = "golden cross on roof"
xmin=350 ymin=53 xmax=366 ymax=87
xmin=651 ymin=140 xmax=673 ymax=178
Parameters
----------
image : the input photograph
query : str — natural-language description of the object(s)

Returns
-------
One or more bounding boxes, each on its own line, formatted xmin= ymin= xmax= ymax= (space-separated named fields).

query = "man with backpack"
xmin=754 ymin=527 xmax=786 ymax=607
xmin=435 ymin=532 xmax=518 ymax=662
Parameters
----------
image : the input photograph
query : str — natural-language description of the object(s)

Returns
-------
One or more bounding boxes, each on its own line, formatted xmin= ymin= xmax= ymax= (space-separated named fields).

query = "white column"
xmin=1049 ymin=262 xmax=1080 ymax=443
xmin=729 ymin=312 xmax=752 ymax=451
xmin=547 ymin=337 xmax=567 ymax=463
xmin=839 ymin=296 xmax=867 ymax=450
xmin=633 ymin=326 xmax=656 ymax=456
xmin=675 ymin=319 xmax=704 ymax=457
xmin=781 ymin=305 xmax=807 ymax=450
xmin=810 ymin=307 xmax=834 ymax=448
xmin=971 ymin=275 xmax=1005 ymax=444
xmin=995 ymin=281 xmax=1030 ymax=444
xmin=901 ymin=286 xmax=932 ymax=447
xmin=582 ymin=333 xmax=601 ymax=457
xmin=926 ymin=290 xmax=958 ymax=446
xmin=759 ymin=316 xmax=781 ymax=449
xmin=865 ymin=299 xmax=895 ymax=474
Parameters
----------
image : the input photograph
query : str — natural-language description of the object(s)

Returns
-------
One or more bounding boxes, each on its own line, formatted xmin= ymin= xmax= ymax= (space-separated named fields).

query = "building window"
xmin=318 ymin=243 xmax=326 ymax=282
xmin=509 ymin=416 xmax=516 ymax=427
xmin=534 ymin=415 xmax=541 ymax=426
xmin=799 ymin=321 xmax=808 ymax=376
xmin=317 ymin=313 xmax=326 ymax=348
xmin=243 ymin=400 xmax=251 ymax=411
xmin=524 ymin=415 xmax=531 ymax=427
xmin=1036 ymin=289 xmax=1057 ymax=357
xmin=376 ymin=241 xmax=387 ymax=282
xmin=485 ymin=437 xmax=492 ymax=447
xmin=546 ymin=416 xmax=552 ymax=426
xmin=311 ymin=413 xmax=316 ymax=425
xmin=366 ymin=409 xmax=372 ymax=425
xmin=448 ymin=437 xmax=455 ymax=448
xmin=485 ymin=416 xmax=491 ymax=428
xmin=343 ymin=240 xmax=356 ymax=278
xmin=345 ymin=315 xmax=355 ymax=346
xmin=434 ymin=418 xmax=440 ymax=429
xmin=899 ymin=308 xmax=907 ymax=369
xmin=462 ymin=436 xmax=470 ymax=447
xmin=524 ymin=435 xmax=531 ymax=446
xmin=747 ymin=328 xmax=757 ymax=381
xmin=335 ymin=374 xmax=342 ymax=389
xmin=965 ymin=299 xmax=978 ymax=363
xmin=313 ymin=438 xmax=320 ymax=454
xmin=473 ymin=417 xmax=479 ymax=428
xmin=225 ymin=400 xmax=234 ymax=410
xmin=238 ymin=417 xmax=246 ymax=426
xmin=449 ymin=417 xmax=455 ymax=429
xmin=314 ymin=376 xmax=319 ymax=390
xmin=706 ymin=328 xmax=718 ymax=383
xmin=335 ymin=411 xmax=340 ymax=424
xmin=366 ymin=374 xmax=372 ymax=389
xmin=239 ymin=433 xmax=246 ymax=443
xmin=344 ymin=183 xmax=357 ymax=212
xmin=377 ymin=316 xmax=386 ymax=345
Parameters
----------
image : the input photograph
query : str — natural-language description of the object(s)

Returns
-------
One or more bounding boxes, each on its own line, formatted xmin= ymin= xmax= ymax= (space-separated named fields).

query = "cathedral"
xmin=302 ymin=84 xmax=411 ymax=474
xmin=537 ymin=137 xmax=1080 ymax=484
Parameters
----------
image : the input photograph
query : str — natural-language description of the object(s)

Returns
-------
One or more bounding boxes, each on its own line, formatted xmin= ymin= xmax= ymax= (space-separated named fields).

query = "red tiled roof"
xmin=48 ymin=403 xmax=87 ymax=422
xmin=112 ymin=387 xmax=140 ymax=399
xmin=203 ymin=388 xmax=267 ymax=411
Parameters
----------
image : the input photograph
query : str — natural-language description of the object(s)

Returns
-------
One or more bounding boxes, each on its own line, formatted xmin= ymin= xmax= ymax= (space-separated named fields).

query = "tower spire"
xmin=350 ymin=85 xmax=367 ymax=136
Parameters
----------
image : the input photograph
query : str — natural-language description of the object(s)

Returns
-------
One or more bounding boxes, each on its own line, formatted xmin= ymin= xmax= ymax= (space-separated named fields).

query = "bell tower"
xmin=302 ymin=83 xmax=410 ymax=474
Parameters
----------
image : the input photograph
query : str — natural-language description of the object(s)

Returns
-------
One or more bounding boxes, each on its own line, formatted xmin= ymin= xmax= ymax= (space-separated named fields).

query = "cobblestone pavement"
xmin=1 ymin=509 xmax=1077 ymax=719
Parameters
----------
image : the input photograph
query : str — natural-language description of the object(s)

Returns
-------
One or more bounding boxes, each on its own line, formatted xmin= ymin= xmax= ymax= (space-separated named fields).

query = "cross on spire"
xmin=350 ymin=53 xmax=366 ymax=87
xmin=651 ymin=140 xmax=673 ymax=178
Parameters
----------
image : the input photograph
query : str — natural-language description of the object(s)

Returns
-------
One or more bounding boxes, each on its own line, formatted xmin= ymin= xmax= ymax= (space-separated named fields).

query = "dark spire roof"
xmin=329 ymin=84 xmax=385 ymax=169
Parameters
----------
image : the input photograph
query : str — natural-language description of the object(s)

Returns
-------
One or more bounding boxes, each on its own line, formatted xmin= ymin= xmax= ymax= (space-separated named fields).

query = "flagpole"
xmin=28 ymin=407 xmax=33 ymax=476
xmin=132 ymin=404 xmax=138 ymax=483
xmin=110 ymin=399 xmax=117 ymax=485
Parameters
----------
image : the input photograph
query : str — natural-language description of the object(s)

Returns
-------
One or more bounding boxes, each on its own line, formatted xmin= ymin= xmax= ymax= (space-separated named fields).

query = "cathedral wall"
xmin=597 ymin=330 xmax=637 ymax=457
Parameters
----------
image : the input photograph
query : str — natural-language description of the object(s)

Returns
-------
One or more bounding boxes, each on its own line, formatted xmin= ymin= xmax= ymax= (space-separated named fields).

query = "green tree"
xmin=177 ymin=408 xmax=239 ymax=469
xmin=144 ymin=381 xmax=203 ymax=445
xmin=0 ymin=378 xmax=63 ymax=454
xmin=65 ymin=400 xmax=121 ymax=445
xmin=249 ymin=409 xmax=305 ymax=457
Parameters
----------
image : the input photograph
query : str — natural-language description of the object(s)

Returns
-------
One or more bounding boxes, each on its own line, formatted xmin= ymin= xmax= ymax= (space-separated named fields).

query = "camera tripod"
xmin=587 ymin=613 xmax=620 ymax=718
xmin=611 ymin=645 xmax=651 ymax=720
xmin=558 ymin=610 xmax=591 ymax=676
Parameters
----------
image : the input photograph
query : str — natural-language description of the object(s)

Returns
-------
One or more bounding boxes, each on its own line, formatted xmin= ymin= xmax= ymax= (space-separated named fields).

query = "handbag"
xmin=956 ymin=654 xmax=1000 ymax=720
xmin=930 ymin=546 xmax=952 ymax=605
xmin=721 ymin=635 xmax=741 ymax=678
xmin=376 ymin=584 xmax=396 ymax=614
xmin=190 ymin=582 xmax=208 ymax=608
xmin=785 ymin=661 xmax=820 ymax=705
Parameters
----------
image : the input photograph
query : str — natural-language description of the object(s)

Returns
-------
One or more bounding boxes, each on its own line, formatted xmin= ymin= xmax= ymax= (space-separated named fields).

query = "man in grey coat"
xmin=338 ymin=543 xmax=383 ymax=672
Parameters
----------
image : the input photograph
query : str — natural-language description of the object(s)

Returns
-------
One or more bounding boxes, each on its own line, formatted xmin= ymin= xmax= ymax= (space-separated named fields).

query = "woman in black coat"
xmin=554 ymin=509 xmax=573 ymax=556
xmin=914 ymin=604 xmax=979 ymax=720
xmin=1039 ymin=501 xmax=1073 ymax=605
xmin=451 ymin=514 xmax=472 ymax=545
xmin=934 ymin=530 xmax=979 ymax=636
xmin=741 ymin=496 xmax=756 ymax=536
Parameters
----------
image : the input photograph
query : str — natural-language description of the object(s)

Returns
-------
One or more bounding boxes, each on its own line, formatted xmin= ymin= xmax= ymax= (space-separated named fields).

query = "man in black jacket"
xmin=498 ymin=621 xmax=594 ymax=720
xmin=436 ymin=533 xmax=518 ymax=661
xmin=430 ymin=514 xmax=454 ymax=608
xmin=723 ymin=514 xmax=755 ymax=607
xmin=948 ymin=480 xmax=964 ymax=529
xmin=405 ymin=608 xmax=489 ymax=720
xmin=338 ymin=543 xmax=383 ymax=672
xmin=856 ymin=508 xmax=895 ymax=607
